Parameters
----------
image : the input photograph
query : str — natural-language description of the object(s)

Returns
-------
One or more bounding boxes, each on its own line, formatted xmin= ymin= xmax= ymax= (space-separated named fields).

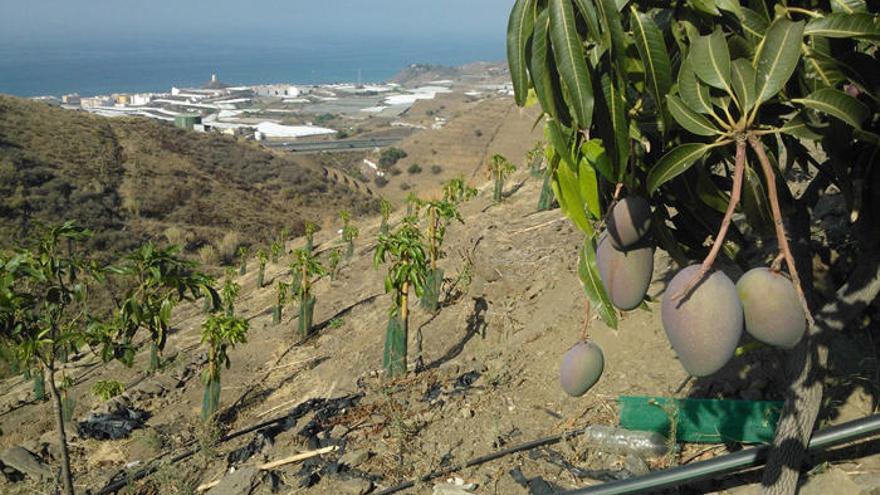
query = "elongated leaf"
xmin=631 ymin=8 xmax=673 ymax=120
xmin=529 ymin=8 xmax=567 ymax=124
xmin=690 ymin=29 xmax=733 ymax=96
xmin=647 ymin=143 xmax=712 ymax=194
xmin=667 ymin=95 xmax=721 ymax=136
xmin=754 ymin=19 xmax=805 ymax=106
xmin=552 ymin=162 xmax=594 ymax=235
xmin=678 ymin=58 xmax=713 ymax=114
xmin=582 ymin=138 xmax=615 ymax=186
xmin=804 ymin=13 xmax=880 ymax=39
xmin=599 ymin=69 xmax=629 ymax=180
xmin=596 ymin=0 xmax=628 ymax=72
xmin=546 ymin=118 xmax=576 ymax=170
xmin=573 ymin=0 xmax=601 ymax=43
xmin=579 ymin=239 xmax=617 ymax=329
xmin=507 ymin=0 xmax=536 ymax=106
xmin=778 ymin=111 xmax=825 ymax=140
xmin=804 ymin=36 xmax=845 ymax=89
xmin=830 ymin=0 xmax=866 ymax=14
xmin=549 ymin=0 xmax=594 ymax=129
xmin=715 ymin=0 xmax=742 ymax=18
xmin=741 ymin=7 xmax=769 ymax=38
xmin=690 ymin=0 xmax=720 ymax=16
xmin=577 ymin=156 xmax=601 ymax=219
xmin=741 ymin=161 xmax=774 ymax=236
xmin=731 ymin=58 xmax=756 ymax=112
xmin=793 ymin=88 xmax=870 ymax=129
xmin=696 ymin=168 xmax=729 ymax=214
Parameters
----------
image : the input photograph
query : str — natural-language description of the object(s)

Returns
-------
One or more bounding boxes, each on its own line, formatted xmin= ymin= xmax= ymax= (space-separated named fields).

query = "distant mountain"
xmin=0 ymin=95 xmax=377 ymax=261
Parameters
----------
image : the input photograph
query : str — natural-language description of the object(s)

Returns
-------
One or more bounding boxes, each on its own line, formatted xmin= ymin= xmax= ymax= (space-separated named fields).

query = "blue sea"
xmin=0 ymin=33 xmax=505 ymax=97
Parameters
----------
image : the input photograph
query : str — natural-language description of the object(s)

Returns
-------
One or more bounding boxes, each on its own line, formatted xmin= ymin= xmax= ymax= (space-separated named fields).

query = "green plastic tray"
xmin=618 ymin=395 xmax=783 ymax=444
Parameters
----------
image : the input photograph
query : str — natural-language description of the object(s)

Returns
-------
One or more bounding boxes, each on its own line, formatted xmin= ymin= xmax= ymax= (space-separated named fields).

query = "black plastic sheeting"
xmin=77 ymin=408 xmax=150 ymax=440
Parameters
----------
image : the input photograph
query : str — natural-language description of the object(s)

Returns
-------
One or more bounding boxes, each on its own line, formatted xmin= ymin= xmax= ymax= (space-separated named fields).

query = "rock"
xmin=339 ymin=449 xmax=369 ymax=468
xmin=461 ymin=407 xmax=474 ymax=419
xmin=206 ymin=466 xmax=262 ymax=495
xmin=0 ymin=446 xmax=51 ymax=481
xmin=330 ymin=424 xmax=349 ymax=438
xmin=799 ymin=467 xmax=862 ymax=495
xmin=433 ymin=482 xmax=477 ymax=494
xmin=337 ymin=478 xmax=373 ymax=495
xmin=133 ymin=381 xmax=166 ymax=400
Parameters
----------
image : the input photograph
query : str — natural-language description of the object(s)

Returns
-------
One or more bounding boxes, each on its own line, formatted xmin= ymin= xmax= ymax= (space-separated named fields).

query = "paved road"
xmin=265 ymin=137 xmax=401 ymax=153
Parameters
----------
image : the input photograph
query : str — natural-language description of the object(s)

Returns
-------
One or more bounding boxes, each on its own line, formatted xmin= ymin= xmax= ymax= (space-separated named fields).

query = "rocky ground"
xmin=0 ymin=167 xmax=878 ymax=495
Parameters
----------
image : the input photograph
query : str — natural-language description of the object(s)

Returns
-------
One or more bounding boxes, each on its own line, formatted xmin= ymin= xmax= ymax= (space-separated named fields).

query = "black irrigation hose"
xmin=372 ymin=414 xmax=880 ymax=495
xmin=564 ymin=413 xmax=880 ymax=495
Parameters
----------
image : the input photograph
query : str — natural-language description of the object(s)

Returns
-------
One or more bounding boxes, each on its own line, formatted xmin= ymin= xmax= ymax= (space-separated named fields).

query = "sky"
xmin=0 ymin=0 xmax=514 ymax=44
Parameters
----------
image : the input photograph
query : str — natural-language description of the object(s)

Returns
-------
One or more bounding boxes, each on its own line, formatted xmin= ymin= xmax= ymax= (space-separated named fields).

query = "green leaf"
xmin=579 ymin=239 xmax=617 ymax=330
xmin=690 ymin=29 xmax=733 ymax=96
xmin=830 ymin=0 xmax=867 ymax=14
xmin=529 ymin=8 xmax=569 ymax=125
xmin=667 ymin=95 xmax=721 ymax=136
xmin=730 ymin=59 xmax=756 ymax=112
xmin=582 ymin=139 xmax=615 ymax=185
xmin=549 ymin=0 xmax=594 ymax=129
xmin=599 ymin=70 xmax=629 ymax=180
xmin=678 ymin=58 xmax=713 ymax=115
xmin=741 ymin=8 xmax=769 ymax=38
xmin=551 ymin=163 xmax=594 ymax=235
xmin=573 ymin=0 xmax=601 ymax=43
xmin=804 ymin=13 xmax=880 ymax=39
xmin=595 ymin=0 xmax=628 ymax=72
xmin=696 ymin=168 xmax=730 ymax=214
xmin=793 ymin=88 xmax=870 ymax=129
xmin=804 ymin=36 xmax=845 ymax=89
xmin=630 ymin=7 xmax=673 ymax=120
xmin=546 ymin=119 xmax=576 ymax=170
xmin=753 ymin=19 xmax=805 ymax=106
xmin=741 ymin=161 xmax=774 ymax=236
xmin=577 ymin=156 xmax=601 ymax=219
xmin=778 ymin=111 xmax=825 ymax=140
xmin=647 ymin=143 xmax=713 ymax=194
xmin=690 ymin=0 xmax=720 ymax=16
xmin=507 ymin=0 xmax=535 ymax=106
xmin=715 ymin=0 xmax=742 ymax=19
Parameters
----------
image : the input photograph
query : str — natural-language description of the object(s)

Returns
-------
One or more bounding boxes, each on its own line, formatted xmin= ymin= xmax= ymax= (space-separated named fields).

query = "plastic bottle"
xmin=579 ymin=425 xmax=672 ymax=458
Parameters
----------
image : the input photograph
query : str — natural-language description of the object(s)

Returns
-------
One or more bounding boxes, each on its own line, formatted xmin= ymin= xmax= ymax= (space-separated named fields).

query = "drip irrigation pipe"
xmin=564 ymin=413 xmax=880 ymax=495
xmin=372 ymin=414 xmax=880 ymax=495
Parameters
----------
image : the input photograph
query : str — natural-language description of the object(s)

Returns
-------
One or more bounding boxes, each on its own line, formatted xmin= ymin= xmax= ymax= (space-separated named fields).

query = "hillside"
xmin=0 ymin=95 xmax=377 ymax=261
xmin=0 ymin=163 xmax=876 ymax=495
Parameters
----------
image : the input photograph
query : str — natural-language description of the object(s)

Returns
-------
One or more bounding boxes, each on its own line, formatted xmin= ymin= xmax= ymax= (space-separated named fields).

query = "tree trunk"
xmin=761 ymin=255 xmax=880 ymax=494
xmin=47 ymin=366 xmax=75 ymax=495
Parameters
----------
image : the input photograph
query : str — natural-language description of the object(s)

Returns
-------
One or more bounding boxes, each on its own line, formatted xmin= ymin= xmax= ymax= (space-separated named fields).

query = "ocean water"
xmin=0 ymin=33 xmax=505 ymax=97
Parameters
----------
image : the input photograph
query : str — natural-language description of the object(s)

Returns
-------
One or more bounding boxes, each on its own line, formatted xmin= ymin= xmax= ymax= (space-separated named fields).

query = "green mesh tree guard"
xmin=346 ymin=240 xmax=354 ymax=259
xmin=618 ymin=395 xmax=784 ymax=444
xmin=257 ymin=268 xmax=265 ymax=288
xmin=61 ymin=394 xmax=76 ymax=423
xmin=33 ymin=371 xmax=45 ymax=401
xmin=149 ymin=342 xmax=160 ymax=371
xmin=420 ymin=268 xmax=444 ymax=311
xmin=297 ymin=294 xmax=316 ymax=337
xmin=383 ymin=315 xmax=407 ymax=377
xmin=537 ymin=173 xmax=555 ymax=211
xmin=273 ymin=304 xmax=282 ymax=325
xmin=493 ymin=177 xmax=505 ymax=203
xmin=239 ymin=261 xmax=247 ymax=276
xmin=306 ymin=237 xmax=314 ymax=254
xmin=202 ymin=378 xmax=221 ymax=421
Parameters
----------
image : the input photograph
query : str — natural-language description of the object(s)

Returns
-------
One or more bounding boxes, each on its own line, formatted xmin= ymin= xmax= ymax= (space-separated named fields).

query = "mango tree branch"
xmin=673 ymin=138 xmax=746 ymax=301
xmin=747 ymin=134 xmax=815 ymax=328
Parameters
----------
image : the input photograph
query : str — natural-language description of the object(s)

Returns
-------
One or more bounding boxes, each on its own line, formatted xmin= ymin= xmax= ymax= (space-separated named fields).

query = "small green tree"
xmin=111 ymin=243 xmax=216 ymax=371
xmin=270 ymin=239 xmax=283 ymax=264
xmin=526 ymin=141 xmax=545 ymax=177
xmin=0 ymin=223 xmax=99 ymax=495
xmin=339 ymin=210 xmax=359 ymax=258
xmin=373 ymin=216 xmax=429 ymax=377
xmin=405 ymin=192 xmax=422 ymax=216
xmin=304 ymin=221 xmax=317 ymax=254
xmin=289 ymin=248 xmax=326 ymax=337
xmin=442 ymin=176 xmax=478 ymax=204
xmin=256 ymin=248 xmax=268 ymax=288
xmin=200 ymin=313 xmax=249 ymax=421
xmin=273 ymin=281 xmax=288 ymax=325
xmin=420 ymin=199 xmax=463 ymax=311
xmin=379 ymin=198 xmax=393 ymax=235
xmin=488 ymin=153 xmax=516 ymax=203
xmin=327 ymin=247 xmax=342 ymax=281
xmin=221 ymin=268 xmax=240 ymax=318
xmin=237 ymin=246 xmax=249 ymax=275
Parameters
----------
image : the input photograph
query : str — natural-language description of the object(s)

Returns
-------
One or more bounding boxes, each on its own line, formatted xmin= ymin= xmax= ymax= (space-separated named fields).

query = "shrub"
xmin=92 ymin=380 xmax=124 ymax=401
xmin=374 ymin=176 xmax=389 ymax=188
xmin=407 ymin=163 xmax=423 ymax=174
xmin=197 ymin=244 xmax=218 ymax=266
xmin=399 ymin=182 xmax=411 ymax=191
xmin=164 ymin=226 xmax=192 ymax=248
xmin=430 ymin=165 xmax=443 ymax=175
xmin=389 ymin=166 xmax=402 ymax=176
xmin=215 ymin=231 xmax=241 ymax=265
xmin=379 ymin=147 xmax=407 ymax=169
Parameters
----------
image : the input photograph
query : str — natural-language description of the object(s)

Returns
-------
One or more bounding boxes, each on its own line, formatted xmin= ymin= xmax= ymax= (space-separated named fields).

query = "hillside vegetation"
xmin=0 ymin=95 xmax=377 ymax=261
